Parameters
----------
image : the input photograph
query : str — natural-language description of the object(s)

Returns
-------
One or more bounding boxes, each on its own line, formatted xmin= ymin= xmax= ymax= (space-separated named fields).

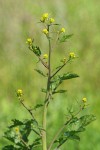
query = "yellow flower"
xmin=17 ymin=89 xmax=23 ymax=97
xmin=82 ymin=97 xmax=87 ymax=103
xmin=60 ymin=28 xmax=65 ymax=33
xmin=69 ymin=52 xmax=75 ymax=59
xmin=43 ymin=13 xmax=49 ymax=19
xmin=42 ymin=29 xmax=48 ymax=35
xmin=50 ymin=18 xmax=55 ymax=23
xmin=43 ymin=54 xmax=48 ymax=59
xmin=26 ymin=38 xmax=32 ymax=45
xmin=15 ymin=127 xmax=19 ymax=132
xmin=40 ymin=13 xmax=49 ymax=22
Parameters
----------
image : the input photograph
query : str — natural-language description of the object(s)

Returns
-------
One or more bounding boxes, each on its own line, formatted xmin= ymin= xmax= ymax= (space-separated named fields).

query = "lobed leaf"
xmin=78 ymin=114 xmax=96 ymax=127
xmin=60 ymin=73 xmax=79 ymax=80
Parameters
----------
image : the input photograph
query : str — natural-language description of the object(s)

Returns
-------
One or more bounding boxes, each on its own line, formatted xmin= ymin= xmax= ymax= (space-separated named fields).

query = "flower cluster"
xmin=40 ymin=13 xmax=49 ymax=22
xmin=41 ymin=13 xmax=66 ymax=37
xmin=40 ymin=13 xmax=55 ymax=24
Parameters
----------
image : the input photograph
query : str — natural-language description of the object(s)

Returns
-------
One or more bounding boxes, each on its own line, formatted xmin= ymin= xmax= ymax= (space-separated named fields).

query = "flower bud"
xmin=17 ymin=89 xmax=23 ymax=97
xmin=42 ymin=29 xmax=48 ymax=35
xmin=43 ymin=54 xmax=48 ymax=59
xmin=69 ymin=52 xmax=75 ymax=59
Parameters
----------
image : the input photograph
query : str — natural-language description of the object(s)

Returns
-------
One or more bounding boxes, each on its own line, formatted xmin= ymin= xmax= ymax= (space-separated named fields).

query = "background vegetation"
xmin=0 ymin=0 xmax=100 ymax=149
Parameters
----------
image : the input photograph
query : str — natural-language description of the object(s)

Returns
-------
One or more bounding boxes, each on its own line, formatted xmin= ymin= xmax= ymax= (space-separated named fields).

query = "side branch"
xmin=51 ymin=59 xmax=70 ymax=79
xmin=20 ymin=99 xmax=35 ymax=120
xmin=48 ymin=119 xmax=71 ymax=150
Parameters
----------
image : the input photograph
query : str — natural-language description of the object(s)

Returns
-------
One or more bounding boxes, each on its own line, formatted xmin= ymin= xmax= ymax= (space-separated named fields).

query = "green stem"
xmin=42 ymin=25 xmax=52 ymax=150
xmin=48 ymin=120 xmax=70 ymax=150
xmin=42 ymin=103 xmax=47 ymax=150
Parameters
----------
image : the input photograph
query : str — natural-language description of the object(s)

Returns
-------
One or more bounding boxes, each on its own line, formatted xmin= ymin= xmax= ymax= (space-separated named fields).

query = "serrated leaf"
xmin=34 ymin=69 xmax=46 ymax=77
xmin=9 ymin=119 xmax=23 ymax=128
xmin=59 ymin=34 xmax=73 ymax=43
xmin=79 ymin=114 xmax=96 ymax=127
xmin=60 ymin=73 xmax=79 ymax=80
xmin=33 ymin=104 xmax=43 ymax=110
xmin=2 ymin=145 xmax=15 ymax=150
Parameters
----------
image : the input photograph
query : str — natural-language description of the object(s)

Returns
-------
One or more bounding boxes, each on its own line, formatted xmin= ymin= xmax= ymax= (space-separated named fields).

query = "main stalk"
xmin=42 ymin=26 xmax=51 ymax=150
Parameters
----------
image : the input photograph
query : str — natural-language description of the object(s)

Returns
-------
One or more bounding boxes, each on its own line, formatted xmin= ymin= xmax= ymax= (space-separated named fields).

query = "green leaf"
xmin=79 ymin=114 xmax=96 ymax=127
xmin=51 ymin=76 xmax=63 ymax=91
xmin=32 ymin=45 xmax=41 ymax=56
xmin=2 ymin=145 xmax=15 ymax=150
xmin=77 ymin=126 xmax=85 ymax=132
xmin=34 ymin=69 xmax=46 ymax=77
xmin=55 ymin=130 xmax=80 ymax=148
xmin=70 ymin=134 xmax=80 ymax=141
xmin=3 ymin=130 xmax=22 ymax=146
xmin=64 ymin=130 xmax=80 ymax=141
xmin=33 ymin=104 xmax=43 ymax=110
xmin=60 ymin=73 xmax=79 ymax=80
xmin=53 ymin=89 xmax=67 ymax=94
xmin=69 ymin=117 xmax=79 ymax=124
xmin=59 ymin=34 xmax=73 ymax=43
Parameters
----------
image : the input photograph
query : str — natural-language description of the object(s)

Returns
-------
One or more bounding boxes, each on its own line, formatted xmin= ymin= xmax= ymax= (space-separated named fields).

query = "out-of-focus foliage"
xmin=0 ymin=0 xmax=100 ymax=149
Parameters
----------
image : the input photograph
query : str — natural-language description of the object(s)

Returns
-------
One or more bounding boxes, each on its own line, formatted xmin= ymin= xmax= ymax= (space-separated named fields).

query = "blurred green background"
xmin=0 ymin=0 xmax=100 ymax=149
